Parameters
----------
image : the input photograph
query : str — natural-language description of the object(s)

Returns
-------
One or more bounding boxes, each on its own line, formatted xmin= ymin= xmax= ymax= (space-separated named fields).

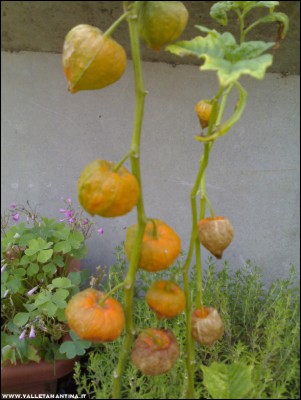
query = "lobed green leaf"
xmin=201 ymin=361 xmax=254 ymax=399
xmin=166 ymin=29 xmax=274 ymax=85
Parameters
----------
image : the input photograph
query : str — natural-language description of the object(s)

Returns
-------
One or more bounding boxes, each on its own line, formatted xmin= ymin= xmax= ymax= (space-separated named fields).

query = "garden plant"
xmin=1 ymin=200 xmax=95 ymax=366
xmin=60 ymin=1 xmax=294 ymax=399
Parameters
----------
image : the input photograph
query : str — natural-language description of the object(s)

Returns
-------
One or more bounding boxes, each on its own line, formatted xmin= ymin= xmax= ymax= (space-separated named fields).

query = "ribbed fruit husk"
xmin=62 ymin=24 xmax=126 ymax=93
xmin=191 ymin=306 xmax=224 ymax=346
xmin=78 ymin=160 xmax=140 ymax=217
xmin=197 ymin=217 xmax=234 ymax=259
xmin=138 ymin=1 xmax=188 ymax=51
xmin=131 ymin=329 xmax=179 ymax=375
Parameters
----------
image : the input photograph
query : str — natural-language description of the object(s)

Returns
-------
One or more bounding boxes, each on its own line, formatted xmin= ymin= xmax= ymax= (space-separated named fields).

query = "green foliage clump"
xmin=73 ymin=244 xmax=300 ymax=399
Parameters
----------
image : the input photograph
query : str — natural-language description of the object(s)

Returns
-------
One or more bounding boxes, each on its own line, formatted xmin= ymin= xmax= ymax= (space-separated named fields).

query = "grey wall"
xmin=1 ymin=50 xmax=300 ymax=284
xmin=1 ymin=1 xmax=300 ymax=75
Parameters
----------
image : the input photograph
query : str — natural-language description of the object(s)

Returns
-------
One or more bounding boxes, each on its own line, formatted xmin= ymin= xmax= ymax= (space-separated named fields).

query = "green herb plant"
xmin=60 ymin=1 xmax=290 ymax=399
xmin=73 ymin=245 xmax=300 ymax=399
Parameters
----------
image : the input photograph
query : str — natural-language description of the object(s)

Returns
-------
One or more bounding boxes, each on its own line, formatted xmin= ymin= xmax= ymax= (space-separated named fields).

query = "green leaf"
xmin=1 ymin=345 xmax=17 ymax=364
xmin=1 ymin=270 xmax=8 ymax=284
xmin=37 ymin=249 xmax=53 ymax=263
xmin=18 ymin=232 xmax=35 ymax=247
xmin=25 ymin=239 xmax=40 ymax=256
xmin=166 ymin=30 xmax=274 ymax=85
xmin=55 ymin=307 xmax=68 ymax=322
xmin=24 ymin=302 xmax=38 ymax=312
xmin=34 ymin=291 xmax=52 ymax=306
xmin=20 ymin=254 xmax=30 ymax=266
xmin=59 ymin=334 xmax=91 ymax=359
xmin=210 ymin=1 xmax=280 ymax=25
xmin=67 ymin=271 xmax=83 ymax=286
xmin=52 ymin=254 xmax=65 ymax=267
xmin=27 ymin=345 xmax=41 ymax=362
xmin=43 ymin=262 xmax=57 ymax=275
xmin=53 ymin=241 xmax=72 ymax=254
xmin=69 ymin=231 xmax=85 ymax=249
xmin=13 ymin=312 xmax=30 ymax=327
xmin=201 ymin=362 xmax=254 ymax=399
xmin=7 ymin=276 xmax=23 ymax=293
xmin=37 ymin=237 xmax=53 ymax=250
xmin=48 ymin=277 xmax=72 ymax=289
xmin=201 ymin=53 xmax=273 ymax=86
xmin=229 ymin=41 xmax=274 ymax=61
xmin=13 ymin=268 xmax=26 ymax=277
xmin=210 ymin=2 xmax=240 ymax=26
xmin=53 ymin=227 xmax=71 ymax=241
xmin=52 ymin=289 xmax=69 ymax=308
xmin=39 ymin=301 xmax=57 ymax=317
xmin=27 ymin=262 xmax=40 ymax=276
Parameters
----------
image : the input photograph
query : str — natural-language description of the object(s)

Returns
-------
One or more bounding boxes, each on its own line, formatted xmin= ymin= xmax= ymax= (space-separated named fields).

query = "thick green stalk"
xmin=112 ymin=3 xmax=147 ymax=398
xmin=182 ymin=89 xmax=224 ymax=398
xmin=195 ymin=143 xmax=212 ymax=309
xmin=182 ymin=162 xmax=203 ymax=399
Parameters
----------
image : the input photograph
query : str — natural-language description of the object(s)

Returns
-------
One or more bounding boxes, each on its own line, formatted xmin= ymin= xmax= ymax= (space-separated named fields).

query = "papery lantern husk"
xmin=138 ymin=1 xmax=189 ymax=51
xmin=125 ymin=219 xmax=181 ymax=272
xmin=131 ymin=329 xmax=179 ymax=375
xmin=78 ymin=160 xmax=140 ymax=217
xmin=146 ymin=280 xmax=186 ymax=318
xmin=195 ymin=100 xmax=213 ymax=129
xmin=65 ymin=288 xmax=125 ymax=342
xmin=62 ymin=24 xmax=126 ymax=93
xmin=197 ymin=216 xmax=234 ymax=259
xmin=191 ymin=306 xmax=224 ymax=346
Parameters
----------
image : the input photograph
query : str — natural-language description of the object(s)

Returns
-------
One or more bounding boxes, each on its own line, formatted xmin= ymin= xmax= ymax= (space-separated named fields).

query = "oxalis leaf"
xmin=201 ymin=361 xmax=254 ymax=399
xmin=166 ymin=28 xmax=274 ymax=85
xmin=59 ymin=331 xmax=91 ymax=359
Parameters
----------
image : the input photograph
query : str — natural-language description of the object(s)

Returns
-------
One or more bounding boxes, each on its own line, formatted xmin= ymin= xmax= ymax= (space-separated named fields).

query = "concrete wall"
xmin=1 ymin=1 xmax=300 ymax=75
xmin=1 ymin=50 xmax=300 ymax=284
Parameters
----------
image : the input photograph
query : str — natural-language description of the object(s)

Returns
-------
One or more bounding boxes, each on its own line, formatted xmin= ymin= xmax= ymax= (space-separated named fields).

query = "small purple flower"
xmin=69 ymin=217 xmax=76 ymax=223
xmin=29 ymin=326 xmax=36 ymax=339
xmin=66 ymin=198 xmax=72 ymax=204
xmin=65 ymin=210 xmax=73 ymax=218
xmin=27 ymin=286 xmax=38 ymax=296
xmin=12 ymin=213 xmax=20 ymax=222
xmin=19 ymin=330 xmax=26 ymax=340
xmin=59 ymin=208 xmax=66 ymax=213
xmin=9 ymin=203 xmax=17 ymax=209
xmin=97 ymin=228 xmax=104 ymax=235
xmin=1 ymin=264 xmax=7 ymax=273
xmin=81 ymin=219 xmax=89 ymax=225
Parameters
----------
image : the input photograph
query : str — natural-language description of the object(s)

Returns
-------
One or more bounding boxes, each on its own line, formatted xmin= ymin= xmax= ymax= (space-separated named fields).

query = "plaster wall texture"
xmin=1 ymin=1 xmax=300 ymax=75
xmin=1 ymin=51 xmax=300 ymax=284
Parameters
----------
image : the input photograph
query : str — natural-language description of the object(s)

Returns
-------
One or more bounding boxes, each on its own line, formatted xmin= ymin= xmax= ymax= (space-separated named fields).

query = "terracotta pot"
xmin=1 ymin=357 xmax=77 ymax=395
xmin=1 ymin=260 xmax=81 ymax=395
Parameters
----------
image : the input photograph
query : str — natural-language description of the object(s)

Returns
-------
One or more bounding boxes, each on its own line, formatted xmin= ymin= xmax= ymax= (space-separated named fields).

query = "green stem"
xmin=103 ymin=10 xmax=131 ymax=37
xmin=195 ymin=143 xmax=212 ymax=309
xmin=205 ymin=194 xmax=215 ymax=218
xmin=98 ymin=282 xmax=125 ymax=306
xmin=194 ymin=82 xmax=247 ymax=143
xmin=112 ymin=3 xmax=147 ymax=398
xmin=112 ymin=151 xmax=133 ymax=172
xmin=235 ymin=9 xmax=246 ymax=44
xmin=181 ymin=86 xmax=224 ymax=398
